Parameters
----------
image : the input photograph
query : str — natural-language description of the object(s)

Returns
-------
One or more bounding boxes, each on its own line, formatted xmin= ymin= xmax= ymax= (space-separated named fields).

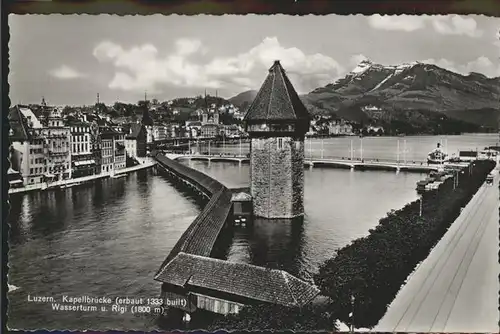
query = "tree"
xmin=207 ymin=303 xmax=338 ymax=331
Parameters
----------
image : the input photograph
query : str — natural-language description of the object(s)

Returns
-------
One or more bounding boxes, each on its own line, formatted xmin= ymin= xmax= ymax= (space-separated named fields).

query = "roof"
xmin=231 ymin=192 xmax=252 ymax=202
xmin=18 ymin=107 xmax=43 ymax=129
xmin=8 ymin=106 xmax=29 ymax=141
xmin=155 ymin=252 xmax=320 ymax=307
xmin=126 ymin=123 xmax=144 ymax=139
xmin=244 ymin=60 xmax=310 ymax=123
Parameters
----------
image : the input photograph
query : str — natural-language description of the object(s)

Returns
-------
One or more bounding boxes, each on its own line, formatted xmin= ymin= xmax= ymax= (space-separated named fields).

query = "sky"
xmin=8 ymin=14 xmax=500 ymax=106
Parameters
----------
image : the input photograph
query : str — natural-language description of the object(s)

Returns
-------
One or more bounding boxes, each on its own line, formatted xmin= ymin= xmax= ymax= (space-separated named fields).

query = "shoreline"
xmin=8 ymin=160 xmax=157 ymax=196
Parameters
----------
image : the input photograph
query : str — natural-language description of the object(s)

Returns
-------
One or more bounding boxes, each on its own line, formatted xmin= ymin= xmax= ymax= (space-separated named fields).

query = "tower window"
xmin=277 ymin=138 xmax=284 ymax=149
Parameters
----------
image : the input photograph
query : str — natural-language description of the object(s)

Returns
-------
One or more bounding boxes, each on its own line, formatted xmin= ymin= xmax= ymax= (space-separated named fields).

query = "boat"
xmin=427 ymin=143 xmax=448 ymax=164
xmin=59 ymin=183 xmax=76 ymax=189
xmin=478 ymin=148 xmax=498 ymax=161
xmin=111 ymin=174 xmax=127 ymax=179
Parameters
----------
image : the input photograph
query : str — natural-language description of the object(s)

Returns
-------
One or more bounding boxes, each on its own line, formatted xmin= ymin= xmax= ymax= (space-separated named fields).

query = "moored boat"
xmin=427 ymin=143 xmax=448 ymax=164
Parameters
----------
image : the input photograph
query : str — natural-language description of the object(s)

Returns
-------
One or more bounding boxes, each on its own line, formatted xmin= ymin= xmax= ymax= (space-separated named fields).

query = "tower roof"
xmin=244 ymin=60 xmax=310 ymax=123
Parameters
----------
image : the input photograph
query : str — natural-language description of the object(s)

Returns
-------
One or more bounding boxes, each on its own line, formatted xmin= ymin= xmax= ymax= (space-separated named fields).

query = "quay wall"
xmin=8 ymin=160 xmax=157 ymax=195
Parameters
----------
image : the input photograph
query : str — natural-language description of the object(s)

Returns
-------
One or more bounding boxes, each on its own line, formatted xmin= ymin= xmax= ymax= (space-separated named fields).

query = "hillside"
xmin=228 ymin=90 xmax=258 ymax=112
xmin=230 ymin=60 xmax=500 ymax=133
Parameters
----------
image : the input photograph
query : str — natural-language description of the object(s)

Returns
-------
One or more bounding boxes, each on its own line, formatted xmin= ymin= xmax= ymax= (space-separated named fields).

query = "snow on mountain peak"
xmin=351 ymin=59 xmax=373 ymax=75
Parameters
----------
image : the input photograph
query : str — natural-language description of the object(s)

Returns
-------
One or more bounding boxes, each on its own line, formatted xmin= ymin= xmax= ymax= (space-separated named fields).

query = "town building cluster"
xmin=8 ymin=99 xmax=147 ymax=187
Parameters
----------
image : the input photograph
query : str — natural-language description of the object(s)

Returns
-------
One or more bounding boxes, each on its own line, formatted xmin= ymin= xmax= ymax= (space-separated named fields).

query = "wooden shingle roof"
xmin=155 ymin=252 xmax=320 ymax=307
xmin=243 ymin=60 xmax=310 ymax=123
xmin=155 ymin=154 xmax=232 ymax=273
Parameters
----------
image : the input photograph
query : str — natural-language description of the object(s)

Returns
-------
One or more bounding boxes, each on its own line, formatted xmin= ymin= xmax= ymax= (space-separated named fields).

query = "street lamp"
xmin=321 ymin=137 xmax=324 ymax=159
xmin=350 ymin=294 xmax=355 ymax=333
xmin=419 ymin=194 xmax=423 ymax=217
xmin=350 ymin=139 xmax=354 ymax=161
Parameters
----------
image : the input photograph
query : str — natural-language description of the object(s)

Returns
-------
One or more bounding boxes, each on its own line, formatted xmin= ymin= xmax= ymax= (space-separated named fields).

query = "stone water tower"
xmin=243 ymin=60 xmax=311 ymax=219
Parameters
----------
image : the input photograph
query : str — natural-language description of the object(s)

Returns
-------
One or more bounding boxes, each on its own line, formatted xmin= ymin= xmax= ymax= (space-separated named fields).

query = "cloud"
xmin=49 ymin=65 xmax=86 ymax=79
xmin=368 ymin=15 xmax=483 ymax=37
xmin=349 ymin=54 xmax=369 ymax=66
xmin=422 ymin=56 xmax=500 ymax=77
xmin=430 ymin=15 xmax=483 ymax=37
xmin=367 ymin=15 xmax=426 ymax=32
xmin=93 ymin=37 xmax=344 ymax=94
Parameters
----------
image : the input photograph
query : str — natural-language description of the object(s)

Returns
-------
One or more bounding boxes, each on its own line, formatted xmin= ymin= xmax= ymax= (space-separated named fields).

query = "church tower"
xmin=243 ymin=60 xmax=311 ymax=219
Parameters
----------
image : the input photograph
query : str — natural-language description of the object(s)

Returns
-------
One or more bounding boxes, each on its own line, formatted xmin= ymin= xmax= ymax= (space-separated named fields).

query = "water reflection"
xmin=228 ymin=217 xmax=306 ymax=279
xmin=7 ymin=169 xmax=202 ymax=331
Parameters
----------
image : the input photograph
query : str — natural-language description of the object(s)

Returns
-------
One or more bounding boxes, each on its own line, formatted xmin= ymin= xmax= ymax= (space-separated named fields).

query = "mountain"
xmin=231 ymin=60 xmax=500 ymax=133
xmin=228 ymin=90 xmax=258 ymax=112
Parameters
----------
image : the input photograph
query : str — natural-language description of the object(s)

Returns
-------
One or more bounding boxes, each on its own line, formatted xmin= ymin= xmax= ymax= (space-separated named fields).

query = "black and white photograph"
xmin=6 ymin=13 xmax=500 ymax=332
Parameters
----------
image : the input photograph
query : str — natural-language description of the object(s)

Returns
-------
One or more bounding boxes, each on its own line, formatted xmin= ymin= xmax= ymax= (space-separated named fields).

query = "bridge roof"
xmin=155 ymin=252 xmax=320 ymax=307
xmin=155 ymin=153 xmax=233 ymax=275
xmin=243 ymin=60 xmax=310 ymax=123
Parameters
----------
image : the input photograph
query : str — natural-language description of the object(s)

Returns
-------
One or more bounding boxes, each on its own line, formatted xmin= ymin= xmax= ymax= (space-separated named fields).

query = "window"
xmin=30 ymin=168 xmax=33 ymax=174
xmin=277 ymin=138 xmax=284 ymax=150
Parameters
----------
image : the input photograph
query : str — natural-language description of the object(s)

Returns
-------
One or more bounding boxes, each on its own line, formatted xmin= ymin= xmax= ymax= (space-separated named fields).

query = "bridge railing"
xmin=155 ymin=152 xmax=226 ymax=196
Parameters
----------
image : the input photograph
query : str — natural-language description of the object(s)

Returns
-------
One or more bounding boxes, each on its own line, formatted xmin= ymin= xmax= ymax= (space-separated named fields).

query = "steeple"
xmin=97 ymin=93 xmax=100 ymax=105
xmin=41 ymin=97 xmax=47 ymax=107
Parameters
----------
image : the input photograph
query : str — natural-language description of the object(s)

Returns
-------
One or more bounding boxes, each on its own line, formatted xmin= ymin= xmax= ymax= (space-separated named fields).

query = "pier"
xmin=153 ymin=152 xmax=320 ymax=316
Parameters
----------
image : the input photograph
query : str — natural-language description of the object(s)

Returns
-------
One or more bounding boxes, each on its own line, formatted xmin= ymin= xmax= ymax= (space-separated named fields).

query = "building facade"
xmin=113 ymin=129 xmax=126 ymax=171
xmin=90 ymin=121 xmax=102 ymax=174
xmin=125 ymin=123 xmax=147 ymax=159
xmin=41 ymin=108 xmax=72 ymax=181
xmin=100 ymin=127 xmax=115 ymax=174
xmin=70 ymin=122 xmax=95 ymax=178
xmin=9 ymin=106 xmax=48 ymax=185
xmin=328 ymin=121 xmax=354 ymax=136
xmin=152 ymin=124 xmax=167 ymax=141
xmin=201 ymin=123 xmax=219 ymax=138
xmin=243 ymin=60 xmax=311 ymax=219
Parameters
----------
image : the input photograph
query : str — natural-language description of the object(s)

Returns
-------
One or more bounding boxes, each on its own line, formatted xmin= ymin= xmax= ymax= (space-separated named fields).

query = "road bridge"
xmin=163 ymin=153 xmax=441 ymax=173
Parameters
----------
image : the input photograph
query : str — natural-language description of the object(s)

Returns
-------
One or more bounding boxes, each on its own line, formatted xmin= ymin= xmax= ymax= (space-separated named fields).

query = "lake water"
xmin=7 ymin=134 xmax=498 ymax=330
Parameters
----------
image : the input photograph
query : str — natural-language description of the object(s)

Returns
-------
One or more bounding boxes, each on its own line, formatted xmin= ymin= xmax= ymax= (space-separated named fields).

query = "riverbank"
xmin=314 ymin=160 xmax=495 ymax=329
xmin=8 ymin=159 xmax=157 ymax=195
xmin=375 ymin=168 xmax=499 ymax=332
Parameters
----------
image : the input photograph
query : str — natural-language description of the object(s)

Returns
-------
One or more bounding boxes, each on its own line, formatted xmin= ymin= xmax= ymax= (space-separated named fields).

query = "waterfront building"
xmin=89 ymin=121 xmax=102 ymax=174
xmin=200 ymin=101 xmax=220 ymax=138
xmin=8 ymin=106 xmax=47 ymax=185
xmin=100 ymin=127 xmax=115 ymax=174
xmin=69 ymin=122 xmax=95 ymax=178
xmin=152 ymin=124 xmax=167 ymax=141
xmin=243 ymin=60 xmax=311 ymax=219
xmin=41 ymin=107 xmax=72 ymax=181
xmin=222 ymin=124 xmax=240 ymax=138
xmin=125 ymin=123 xmax=147 ymax=159
xmin=201 ymin=123 xmax=219 ymax=138
xmin=113 ymin=128 xmax=126 ymax=171
xmin=328 ymin=120 xmax=354 ymax=136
